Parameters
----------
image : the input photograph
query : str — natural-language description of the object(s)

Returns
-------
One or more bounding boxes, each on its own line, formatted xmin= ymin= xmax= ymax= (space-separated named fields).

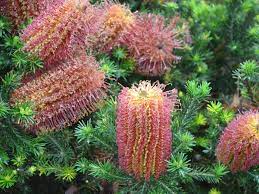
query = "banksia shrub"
xmin=91 ymin=1 xmax=135 ymax=52
xmin=216 ymin=110 xmax=259 ymax=172
xmin=120 ymin=14 xmax=181 ymax=76
xmin=10 ymin=55 xmax=107 ymax=134
xmin=116 ymin=81 xmax=178 ymax=180
xmin=21 ymin=0 xmax=102 ymax=66
xmin=0 ymin=0 xmax=56 ymax=28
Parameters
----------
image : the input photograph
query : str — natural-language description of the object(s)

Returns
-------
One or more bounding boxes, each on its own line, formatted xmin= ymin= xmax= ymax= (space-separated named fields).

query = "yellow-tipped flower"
xmin=216 ymin=110 xmax=259 ymax=172
xmin=116 ymin=81 xmax=178 ymax=180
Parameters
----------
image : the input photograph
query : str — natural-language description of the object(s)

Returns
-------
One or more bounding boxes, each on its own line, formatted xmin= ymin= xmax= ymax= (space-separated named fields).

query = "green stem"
xmin=140 ymin=182 xmax=147 ymax=194
xmin=93 ymin=136 xmax=113 ymax=151
xmin=100 ymin=168 xmax=130 ymax=181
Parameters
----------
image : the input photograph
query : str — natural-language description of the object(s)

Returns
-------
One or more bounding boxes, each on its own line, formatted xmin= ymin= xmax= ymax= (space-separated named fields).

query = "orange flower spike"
xmin=116 ymin=81 xmax=178 ymax=181
xmin=21 ymin=0 xmax=102 ymax=66
xmin=92 ymin=1 xmax=135 ymax=52
xmin=10 ymin=55 xmax=107 ymax=134
xmin=216 ymin=110 xmax=259 ymax=172
xmin=0 ymin=0 xmax=57 ymax=29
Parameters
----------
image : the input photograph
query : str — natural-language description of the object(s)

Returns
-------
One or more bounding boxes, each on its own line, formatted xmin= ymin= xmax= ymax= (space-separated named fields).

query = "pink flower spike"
xmin=10 ymin=54 xmax=107 ymax=134
xmin=21 ymin=0 xmax=103 ymax=66
xmin=120 ymin=13 xmax=182 ymax=76
xmin=116 ymin=81 xmax=178 ymax=181
xmin=216 ymin=110 xmax=259 ymax=172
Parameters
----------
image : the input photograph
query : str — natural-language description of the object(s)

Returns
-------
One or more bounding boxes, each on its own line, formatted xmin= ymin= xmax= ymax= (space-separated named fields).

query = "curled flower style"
xmin=10 ymin=55 xmax=107 ymax=134
xmin=116 ymin=81 xmax=178 ymax=181
xmin=216 ymin=110 xmax=259 ymax=172
xmin=0 ymin=0 xmax=58 ymax=29
xmin=120 ymin=13 xmax=181 ymax=76
xmin=91 ymin=1 xmax=135 ymax=52
xmin=21 ymin=0 xmax=102 ymax=66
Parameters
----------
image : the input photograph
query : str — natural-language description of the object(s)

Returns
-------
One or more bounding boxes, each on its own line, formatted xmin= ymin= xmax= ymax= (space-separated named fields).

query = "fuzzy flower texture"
xmin=0 ymin=0 xmax=55 ymax=28
xmin=120 ymin=14 xmax=181 ymax=76
xmin=216 ymin=110 xmax=259 ymax=172
xmin=21 ymin=0 xmax=102 ymax=66
xmin=116 ymin=81 xmax=178 ymax=180
xmin=10 ymin=55 xmax=106 ymax=134
xmin=92 ymin=2 xmax=134 ymax=52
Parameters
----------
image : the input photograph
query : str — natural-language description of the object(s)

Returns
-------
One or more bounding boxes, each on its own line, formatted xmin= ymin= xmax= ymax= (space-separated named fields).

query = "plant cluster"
xmin=0 ymin=0 xmax=258 ymax=193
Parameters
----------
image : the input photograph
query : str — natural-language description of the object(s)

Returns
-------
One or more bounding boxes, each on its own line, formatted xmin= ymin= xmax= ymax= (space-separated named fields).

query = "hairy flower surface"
xmin=10 ymin=55 xmax=107 ymax=134
xmin=0 ymin=0 xmax=57 ymax=28
xmin=21 ymin=0 xmax=102 ymax=66
xmin=216 ymin=110 xmax=259 ymax=172
xmin=120 ymin=14 xmax=181 ymax=76
xmin=91 ymin=1 xmax=134 ymax=52
xmin=116 ymin=81 xmax=177 ymax=180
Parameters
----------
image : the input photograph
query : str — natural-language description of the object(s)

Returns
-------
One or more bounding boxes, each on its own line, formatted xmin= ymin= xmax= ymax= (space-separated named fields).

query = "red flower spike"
xmin=10 ymin=55 xmax=107 ymax=134
xmin=116 ymin=81 xmax=178 ymax=181
xmin=119 ymin=13 xmax=182 ymax=76
xmin=91 ymin=1 xmax=135 ymax=52
xmin=0 ymin=0 xmax=58 ymax=29
xmin=216 ymin=110 xmax=259 ymax=172
xmin=21 ymin=0 xmax=103 ymax=66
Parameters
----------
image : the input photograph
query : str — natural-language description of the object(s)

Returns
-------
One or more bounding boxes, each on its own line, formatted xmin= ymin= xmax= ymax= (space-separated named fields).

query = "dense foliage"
xmin=0 ymin=0 xmax=258 ymax=194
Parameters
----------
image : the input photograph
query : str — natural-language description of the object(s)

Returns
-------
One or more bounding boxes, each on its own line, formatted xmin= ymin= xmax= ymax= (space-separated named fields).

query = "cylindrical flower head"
xmin=10 ymin=55 xmax=107 ymax=134
xmin=216 ymin=110 xmax=259 ymax=172
xmin=120 ymin=14 xmax=181 ymax=76
xmin=0 ymin=0 xmax=57 ymax=29
xmin=21 ymin=0 xmax=102 ymax=66
xmin=116 ymin=81 xmax=178 ymax=181
xmin=91 ymin=1 xmax=135 ymax=52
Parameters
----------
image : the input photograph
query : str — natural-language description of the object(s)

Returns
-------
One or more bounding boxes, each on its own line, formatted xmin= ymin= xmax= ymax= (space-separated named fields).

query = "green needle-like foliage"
xmin=75 ymin=120 xmax=94 ymax=143
xmin=0 ymin=100 xmax=9 ymax=117
xmin=75 ymin=158 xmax=91 ymax=174
xmin=11 ymin=101 xmax=35 ymax=127
xmin=233 ymin=60 xmax=259 ymax=103
xmin=89 ymin=162 xmax=131 ymax=182
xmin=0 ymin=170 xmax=17 ymax=189
xmin=55 ymin=166 xmax=77 ymax=182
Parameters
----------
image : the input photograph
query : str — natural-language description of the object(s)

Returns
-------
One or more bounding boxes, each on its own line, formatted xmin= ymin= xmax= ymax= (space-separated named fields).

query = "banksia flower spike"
xmin=10 ymin=55 xmax=107 ymax=134
xmin=21 ymin=0 xmax=102 ymax=66
xmin=120 ymin=14 xmax=181 ymax=76
xmin=91 ymin=1 xmax=135 ymax=52
xmin=116 ymin=81 xmax=178 ymax=181
xmin=0 ymin=0 xmax=57 ymax=29
xmin=216 ymin=110 xmax=259 ymax=172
